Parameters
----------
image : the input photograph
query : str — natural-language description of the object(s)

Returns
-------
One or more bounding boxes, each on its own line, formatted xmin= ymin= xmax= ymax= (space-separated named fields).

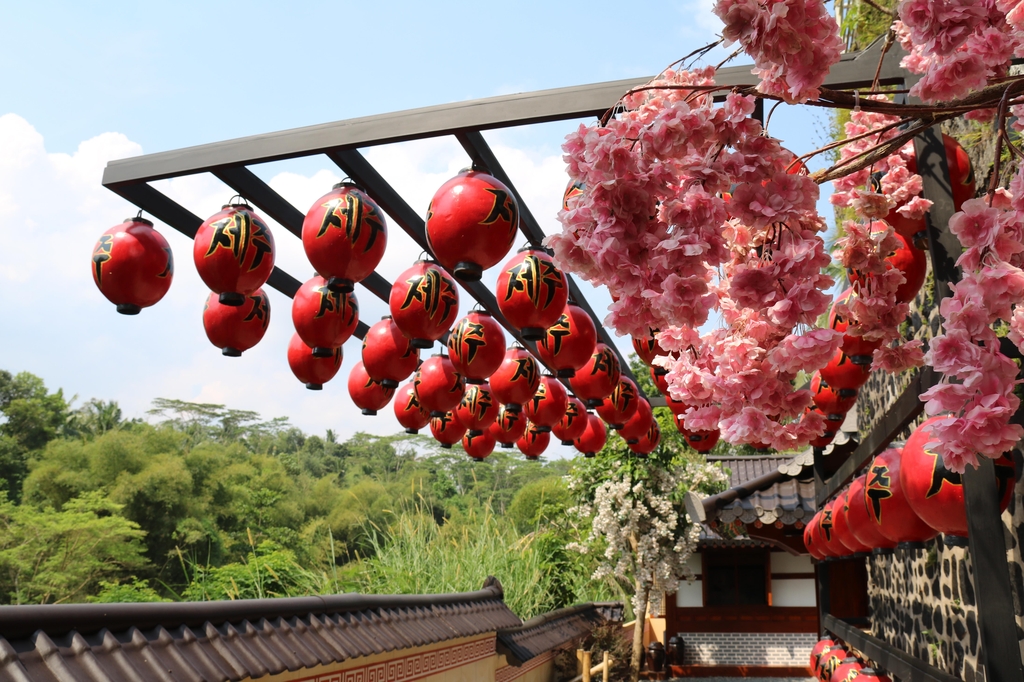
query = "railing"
xmin=572 ymin=650 xmax=611 ymax=682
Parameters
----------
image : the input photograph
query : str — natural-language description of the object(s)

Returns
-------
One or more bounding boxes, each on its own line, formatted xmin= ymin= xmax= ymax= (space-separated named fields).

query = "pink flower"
xmin=766 ymin=328 xmax=843 ymax=374
xmin=925 ymin=328 xmax=983 ymax=375
xmin=871 ymin=339 xmax=925 ymax=372
xmin=949 ymin=198 xmax=1002 ymax=249
xmin=898 ymin=0 xmax=987 ymax=56
xmin=912 ymin=52 xmax=991 ymax=102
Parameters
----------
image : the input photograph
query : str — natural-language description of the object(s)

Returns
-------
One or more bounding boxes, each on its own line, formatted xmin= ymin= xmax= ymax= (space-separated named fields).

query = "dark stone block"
xmin=1011 ymin=561 xmax=1024 ymax=617
xmin=944 ymin=583 xmax=952 ymax=599
xmin=935 ymin=609 xmax=944 ymax=635
xmin=913 ymin=600 xmax=923 ymax=616
xmin=954 ymin=617 xmax=967 ymax=641
xmin=944 ymin=558 xmax=951 ymax=576
xmin=960 ymin=560 xmax=976 ymax=605
xmin=967 ymin=610 xmax=978 ymax=652
xmin=922 ymin=604 xmax=933 ymax=629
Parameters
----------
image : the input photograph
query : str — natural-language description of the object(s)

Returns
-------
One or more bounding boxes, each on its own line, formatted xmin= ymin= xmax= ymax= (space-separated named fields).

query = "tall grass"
xmin=355 ymin=509 xmax=559 ymax=619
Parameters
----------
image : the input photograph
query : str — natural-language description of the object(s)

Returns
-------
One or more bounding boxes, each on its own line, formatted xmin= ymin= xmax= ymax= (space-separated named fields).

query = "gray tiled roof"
xmin=0 ymin=578 xmax=521 ymax=682
xmin=708 ymin=455 xmax=815 ymax=526
xmin=495 ymin=603 xmax=623 ymax=667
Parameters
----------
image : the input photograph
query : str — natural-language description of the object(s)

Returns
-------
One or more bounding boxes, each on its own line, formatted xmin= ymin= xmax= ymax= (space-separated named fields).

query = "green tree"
xmin=508 ymin=477 xmax=571 ymax=533
xmin=0 ymin=371 xmax=68 ymax=499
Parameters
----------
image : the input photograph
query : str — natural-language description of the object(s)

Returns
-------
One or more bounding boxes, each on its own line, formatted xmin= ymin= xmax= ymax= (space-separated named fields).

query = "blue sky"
xmin=0 ymin=1 xmax=835 ymax=453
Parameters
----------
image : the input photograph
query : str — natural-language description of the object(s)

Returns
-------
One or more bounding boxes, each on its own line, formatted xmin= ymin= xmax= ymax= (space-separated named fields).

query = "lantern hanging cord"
xmin=135 ymin=209 xmax=144 ymax=220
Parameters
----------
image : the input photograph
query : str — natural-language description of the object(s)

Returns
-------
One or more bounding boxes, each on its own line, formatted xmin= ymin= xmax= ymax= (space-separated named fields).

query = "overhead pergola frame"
xmin=101 ymin=38 xmax=1024 ymax=682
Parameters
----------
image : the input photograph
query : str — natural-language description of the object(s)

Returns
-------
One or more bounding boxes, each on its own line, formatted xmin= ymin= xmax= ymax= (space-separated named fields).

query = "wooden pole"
xmin=583 ymin=650 xmax=592 ymax=682
xmin=603 ymin=652 xmax=610 ymax=682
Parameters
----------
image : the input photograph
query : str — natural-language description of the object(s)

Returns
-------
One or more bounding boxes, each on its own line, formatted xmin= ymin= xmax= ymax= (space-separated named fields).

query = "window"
xmin=703 ymin=549 xmax=769 ymax=606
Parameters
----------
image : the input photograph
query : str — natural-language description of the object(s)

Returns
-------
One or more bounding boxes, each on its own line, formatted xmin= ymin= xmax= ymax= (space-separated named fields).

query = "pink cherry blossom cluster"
xmin=713 ymin=0 xmax=843 ymax=103
xmin=551 ymin=66 xmax=840 ymax=450
xmin=896 ymin=0 xmax=1024 ymax=104
xmin=829 ymin=100 xmax=930 ymax=373
xmin=921 ymin=182 xmax=1024 ymax=472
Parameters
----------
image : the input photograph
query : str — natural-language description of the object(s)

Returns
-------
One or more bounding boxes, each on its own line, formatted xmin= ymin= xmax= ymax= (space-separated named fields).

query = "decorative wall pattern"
xmin=289 ymin=637 xmax=496 ymax=682
xmin=679 ymin=632 xmax=816 ymax=666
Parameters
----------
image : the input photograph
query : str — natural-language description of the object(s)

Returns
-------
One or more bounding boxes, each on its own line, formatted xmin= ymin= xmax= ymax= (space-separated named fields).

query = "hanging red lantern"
xmin=292 ymin=275 xmax=359 ymax=356
xmin=808 ymin=407 xmax=847 ymax=435
xmin=301 ymin=182 xmax=387 ymax=292
xmin=553 ymin=397 xmax=590 ymax=445
xmin=809 ymin=430 xmax=837 ymax=449
xmin=820 ymin=349 xmax=872 ymax=391
xmin=430 ymin=411 xmax=467 ymax=449
xmin=523 ymin=375 xmax=569 ymax=431
xmin=817 ymin=647 xmax=847 ymax=682
xmin=628 ymin=421 xmax=661 ymax=456
xmin=563 ymin=179 xmax=585 ymax=210
xmin=855 ymin=669 xmax=892 ymax=682
xmin=829 ymin=288 xmax=881 ymax=364
xmin=495 ymin=247 xmax=569 ymax=341
xmin=194 ymin=202 xmax=275 ymax=306
xmin=574 ymin=413 xmax=608 ymax=457
xmin=848 ymin=224 xmax=927 ymax=304
xmin=517 ymin=425 xmax=550 ymax=459
xmin=490 ymin=345 xmax=541 ymax=412
xmin=447 ymin=310 xmax=506 ymax=383
xmin=92 ymin=215 xmax=174 ymax=314
xmin=424 ymin=169 xmax=519 ymax=281
xmin=203 ymin=289 xmax=270 ymax=356
xmin=393 ymin=381 xmax=430 ymax=434
xmin=811 ymin=372 xmax=857 ymax=417
xmin=819 ymin=499 xmax=850 ymax=557
xmin=631 ymin=329 xmax=667 ymax=366
xmin=570 ymin=343 xmax=622 ymax=408
xmin=389 ymin=260 xmax=460 ymax=349
xmin=833 ymin=487 xmax=871 ymax=554
xmin=809 ymin=639 xmax=835 ymax=672
xmin=595 ymin=377 xmax=639 ymax=429
xmin=414 ymin=354 xmax=465 ymax=416
xmin=808 ymin=512 xmax=836 ymax=558
xmin=846 ymin=473 xmax=898 ymax=551
xmin=536 ymin=303 xmax=599 ymax=378
xmin=650 ymin=367 xmax=670 ymax=395
xmin=287 ymin=333 xmax=342 ymax=390
xmin=618 ymin=398 xmax=654 ymax=444
xmin=886 ymin=133 xmax=975 ymax=241
xmin=677 ymin=420 xmax=721 ymax=453
xmin=489 ymin=405 xmax=528 ymax=447
xmin=804 ymin=519 xmax=825 ymax=560
xmin=454 ymin=382 xmax=500 ymax=433
xmin=900 ymin=415 xmax=1016 ymax=537
xmin=463 ymin=429 xmax=496 ymax=460
xmin=831 ymin=658 xmax=863 ymax=682
xmin=867 ymin=448 xmax=937 ymax=546
xmin=347 ymin=361 xmax=395 ymax=416
xmin=362 ymin=316 xmax=420 ymax=389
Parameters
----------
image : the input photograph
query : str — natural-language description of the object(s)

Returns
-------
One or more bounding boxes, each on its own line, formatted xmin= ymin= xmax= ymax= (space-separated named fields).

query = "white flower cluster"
xmin=571 ymin=459 xmax=728 ymax=616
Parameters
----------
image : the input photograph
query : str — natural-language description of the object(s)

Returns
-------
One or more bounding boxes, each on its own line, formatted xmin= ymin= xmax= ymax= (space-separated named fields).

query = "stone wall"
xmin=678 ymin=632 xmax=816 ymax=666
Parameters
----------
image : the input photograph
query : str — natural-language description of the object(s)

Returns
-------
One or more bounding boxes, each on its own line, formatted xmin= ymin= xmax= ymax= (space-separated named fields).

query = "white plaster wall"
xmin=771 ymin=578 xmax=817 ymax=606
xmin=771 ymin=552 xmax=813 ymax=573
xmin=676 ymin=554 xmax=703 ymax=607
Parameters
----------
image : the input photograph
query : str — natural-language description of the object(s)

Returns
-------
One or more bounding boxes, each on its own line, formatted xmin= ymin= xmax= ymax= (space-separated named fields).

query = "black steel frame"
xmin=99 ymin=38 xmax=1022 ymax=682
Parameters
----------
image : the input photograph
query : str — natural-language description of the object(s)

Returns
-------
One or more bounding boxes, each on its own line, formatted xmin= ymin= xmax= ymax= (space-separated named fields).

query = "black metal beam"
xmin=824 ymin=614 xmax=963 ymax=682
xmin=453 ymin=130 xmax=649 ymax=401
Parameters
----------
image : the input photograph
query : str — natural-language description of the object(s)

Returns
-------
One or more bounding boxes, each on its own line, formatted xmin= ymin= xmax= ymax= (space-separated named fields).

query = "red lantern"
xmin=362 ymin=316 xmax=420 ymax=389
xmin=393 ymin=381 xmax=430 ymax=434
xmin=618 ymin=399 xmax=654 ymax=444
xmin=628 ymin=420 xmax=661 ymax=456
xmin=820 ymin=349 xmax=871 ymax=391
xmin=523 ymin=375 xmax=569 ymax=431
xmin=831 ymin=658 xmax=863 ymax=682
xmin=463 ymin=429 xmax=496 ymax=460
xmin=847 ymin=473 xmax=898 ymax=551
xmin=833 ymin=487 xmax=871 ymax=554
xmin=292 ymin=276 xmax=359 ymax=356
xmin=819 ymin=499 xmax=849 ymax=557
xmin=900 ymin=416 xmax=1016 ymax=537
xmin=389 ymin=260 xmax=460 ymax=348
xmin=203 ymin=289 xmax=270 ymax=356
xmin=490 ymin=346 xmax=541 ymax=412
xmin=650 ymin=367 xmax=670 ymax=395
xmin=570 ymin=343 xmax=622 ymax=408
xmin=807 ymin=512 xmax=833 ymax=558
xmin=809 ymin=639 xmax=834 ymax=671
xmin=804 ymin=519 xmax=824 ymax=560
xmin=287 ymin=333 xmax=342 ymax=390
xmin=489 ymin=405 xmax=528 ymax=447
xmin=809 ymin=430 xmax=837 ymax=449
xmin=886 ymin=133 xmax=974 ymax=240
xmin=536 ymin=303 xmax=599 ymax=378
xmin=829 ymin=288 xmax=881 ymax=364
xmin=194 ymin=203 xmax=275 ymax=306
xmin=454 ymin=382 xmax=500 ymax=433
xmin=574 ymin=413 xmax=608 ymax=457
xmin=414 ymin=354 xmax=465 ymax=416
xmin=855 ymin=669 xmax=892 ymax=682
xmin=553 ymin=397 xmax=590 ymax=445
xmin=430 ymin=411 xmax=467 ymax=449
xmin=347 ymin=361 xmax=395 ymax=415
xmin=447 ymin=310 xmax=506 ymax=383
xmin=595 ymin=377 xmax=639 ymax=429
xmin=425 ymin=169 xmax=519 ymax=281
xmin=849 ymin=225 xmax=927 ymax=304
xmin=495 ymin=248 xmax=569 ymax=341
xmin=517 ymin=425 xmax=550 ymax=459
xmin=817 ymin=647 xmax=847 ymax=682
xmin=92 ymin=216 xmax=173 ymax=314
xmin=632 ymin=330 xmax=665 ymax=367
xmin=811 ymin=372 xmax=857 ymax=418
xmin=867 ymin=448 xmax=937 ymax=545
xmin=678 ymin=421 xmax=721 ymax=453
xmin=563 ymin=179 xmax=585 ymax=210
xmin=301 ymin=182 xmax=387 ymax=292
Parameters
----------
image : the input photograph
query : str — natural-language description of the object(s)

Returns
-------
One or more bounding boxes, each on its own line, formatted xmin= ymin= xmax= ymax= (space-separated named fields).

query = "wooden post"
xmin=603 ymin=652 xmax=610 ymax=682
xmin=582 ymin=651 xmax=592 ymax=682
